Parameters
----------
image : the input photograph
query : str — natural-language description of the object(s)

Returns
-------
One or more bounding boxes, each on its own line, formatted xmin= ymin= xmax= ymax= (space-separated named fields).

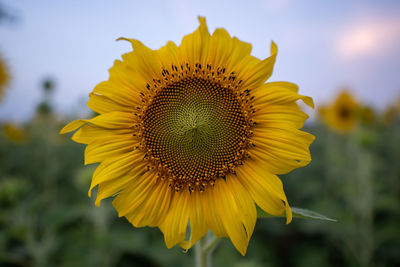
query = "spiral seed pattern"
xmin=141 ymin=77 xmax=251 ymax=192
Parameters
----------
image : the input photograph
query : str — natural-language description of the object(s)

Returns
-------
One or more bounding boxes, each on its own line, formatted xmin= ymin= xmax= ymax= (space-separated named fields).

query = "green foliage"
xmin=0 ymin=113 xmax=399 ymax=266
xmin=257 ymin=206 xmax=336 ymax=222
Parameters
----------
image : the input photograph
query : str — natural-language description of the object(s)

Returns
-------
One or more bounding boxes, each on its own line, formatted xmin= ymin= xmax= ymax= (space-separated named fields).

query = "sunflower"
xmin=61 ymin=17 xmax=314 ymax=255
xmin=0 ymin=53 xmax=10 ymax=103
xmin=320 ymin=91 xmax=358 ymax=133
xmin=2 ymin=123 xmax=27 ymax=144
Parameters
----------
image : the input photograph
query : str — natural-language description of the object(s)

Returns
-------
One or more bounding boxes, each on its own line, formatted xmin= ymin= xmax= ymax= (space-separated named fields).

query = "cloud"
xmin=336 ymin=17 xmax=400 ymax=60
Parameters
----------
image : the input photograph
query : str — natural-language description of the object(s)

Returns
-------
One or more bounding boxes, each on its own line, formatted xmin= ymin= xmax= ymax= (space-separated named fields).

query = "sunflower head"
xmin=0 ymin=53 xmax=10 ymax=103
xmin=61 ymin=17 xmax=314 ymax=255
xmin=2 ymin=123 xmax=27 ymax=144
xmin=320 ymin=90 xmax=358 ymax=133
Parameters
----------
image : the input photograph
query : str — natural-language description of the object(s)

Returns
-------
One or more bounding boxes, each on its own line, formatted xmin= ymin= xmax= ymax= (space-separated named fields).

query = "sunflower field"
xmin=1 ymin=1 xmax=400 ymax=267
xmin=1 ymin=83 xmax=400 ymax=266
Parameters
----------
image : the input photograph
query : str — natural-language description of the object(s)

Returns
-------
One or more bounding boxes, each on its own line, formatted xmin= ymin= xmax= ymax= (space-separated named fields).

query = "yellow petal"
xmin=119 ymin=39 xmax=164 ymax=83
xmin=112 ymin=171 xmax=172 ymax=227
xmin=252 ymin=134 xmax=312 ymax=161
xmin=179 ymin=16 xmax=210 ymax=65
xmin=236 ymin=162 xmax=286 ymax=217
xmin=112 ymin=171 xmax=156 ymax=217
xmin=202 ymin=187 xmax=228 ymax=238
xmin=239 ymin=42 xmax=277 ymax=90
xmin=136 ymin=179 xmax=173 ymax=227
xmin=239 ymin=160 xmax=292 ymax=223
xmin=125 ymin=179 xmax=173 ymax=227
xmin=226 ymin=176 xmax=257 ymax=242
xmin=85 ymin=111 xmax=136 ymax=129
xmin=159 ymin=190 xmax=190 ymax=248
xmin=250 ymin=127 xmax=314 ymax=174
xmin=158 ymin=41 xmax=181 ymax=71
xmin=72 ymin=125 xmax=132 ymax=144
xmin=84 ymin=136 xmax=138 ymax=165
xmin=179 ymin=191 xmax=208 ymax=250
xmin=206 ymin=28 xmax=233 ymax=69
xmin=253 ymin=82 xmax=314 ymax=108
xmin=87 ymin=93 xmax=132 ymax=114
xmin=226 ymin=37 xmax=252 ymax=72
xmin=95 ymin=175 xmax=136 ymax=207
xmin=61 ymin=112 xmax=135 ymax=137
xmin=248 ymin=146 xmax=305 ymax=175
xmin=211 ymin=178 xmax=256 ymax=256
xmin=254 ymin=103 xmax=310 ymax=129
xmin=60 ymin=119 xmax=86 ymax=134
xmin=93 ymin=80 xmax=141 ymax=107
xmin=89 ymin=151 xmax=145 ymax=199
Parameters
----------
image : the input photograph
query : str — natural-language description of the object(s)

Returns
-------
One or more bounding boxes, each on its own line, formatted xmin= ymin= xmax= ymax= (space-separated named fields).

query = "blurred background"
xmin=0 ymin=0 xmax=399 ymax=266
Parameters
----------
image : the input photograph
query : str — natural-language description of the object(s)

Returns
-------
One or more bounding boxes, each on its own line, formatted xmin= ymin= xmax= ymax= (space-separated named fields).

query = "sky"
xmin=0 ymin=0 xmax=400 ymax=121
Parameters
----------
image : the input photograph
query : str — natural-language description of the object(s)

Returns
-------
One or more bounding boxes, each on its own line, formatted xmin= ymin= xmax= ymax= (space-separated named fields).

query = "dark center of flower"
xmin=339 ymin=106 xmax=351 ymax=119
xmin=141 ymin=77 xmax=250 ymax=192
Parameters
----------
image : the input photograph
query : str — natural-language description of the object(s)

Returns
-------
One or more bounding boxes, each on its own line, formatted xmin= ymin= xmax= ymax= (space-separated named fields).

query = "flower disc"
xmin=0 ymin=54 xmax=10 ymax=103
xmin=142 ymin=77 xmax=249 ymax=191
xmin=319 ymin=91 xmax=358 ymax=133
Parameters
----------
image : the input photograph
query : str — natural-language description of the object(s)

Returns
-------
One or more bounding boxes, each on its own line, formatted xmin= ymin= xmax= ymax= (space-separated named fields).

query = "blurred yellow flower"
xmin=61 ymin=17 xmax=314 ymax=255
xmin=317 ymin=105 xmax=328 ymax=118
xmin=319 ymin=91 xmax=358 ymax=133
xmin=382 ymin=96 xmax=400 ymax=124
xmin=0 ymin=53 xmax=10 ymax=103
xmin=2 ymin=123 xmax=27 ymax=144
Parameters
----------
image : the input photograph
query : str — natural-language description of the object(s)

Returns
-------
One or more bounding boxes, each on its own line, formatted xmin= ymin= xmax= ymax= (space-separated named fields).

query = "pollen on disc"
xmin=142 ymin=77 xmax=249 ymax=190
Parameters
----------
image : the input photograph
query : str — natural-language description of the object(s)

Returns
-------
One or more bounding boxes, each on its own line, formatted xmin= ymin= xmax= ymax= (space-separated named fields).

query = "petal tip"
xmin=197 ymin=16 xmax=206 ymax=25
xmin=59 ymin=127 xmax=67 ymax=135
xmin=60 ymin=120 xmax=85 ymax=134
xmin=237 ymin=245 xmax=248 ymax=256
xmin=94 ymin=197 xmax=101 ymax=207
xmin=285 ymin=206 xmax=293 ymax=224
xmin=270 ymin=41 xmax=278 ymax=55
xmin=116 ymin=38 xmax=143 ymax=50
xmin=197 ymin=16 xmax=210 ymax=35
xmin=303 ymin=96 xmax=315 ymax=109
xmin=116 ymin=37 xmax=129 ymax=42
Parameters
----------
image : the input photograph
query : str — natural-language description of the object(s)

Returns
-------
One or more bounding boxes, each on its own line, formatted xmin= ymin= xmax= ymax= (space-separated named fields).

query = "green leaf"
xmin=257 ymin=206 xmax=337 ymax=222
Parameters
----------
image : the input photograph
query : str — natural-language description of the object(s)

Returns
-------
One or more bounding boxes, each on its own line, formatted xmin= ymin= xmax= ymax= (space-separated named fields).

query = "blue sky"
xmin=0 ymin=0 xmax=400 ymax=121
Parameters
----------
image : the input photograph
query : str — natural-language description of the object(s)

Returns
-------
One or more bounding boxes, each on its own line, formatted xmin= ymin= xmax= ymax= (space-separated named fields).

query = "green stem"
xmin=203 ymin=235 xmax=220 ymax=253
xmin=195 ymin=237 xmax=208 ymax=267
xmin=194 ymin=233 xmax=220 ymax=267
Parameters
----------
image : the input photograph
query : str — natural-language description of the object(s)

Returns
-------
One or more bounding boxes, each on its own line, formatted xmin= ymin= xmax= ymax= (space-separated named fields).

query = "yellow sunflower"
xmin=320 ymin=91 xmax=358 ymax=133
xmin=2 ymin=123 xmax=27 ymax=144
xmin=0 ymin=53 xmax=10 ymax=103
xmin=61 ymin=17 xmax=314 ymax=255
